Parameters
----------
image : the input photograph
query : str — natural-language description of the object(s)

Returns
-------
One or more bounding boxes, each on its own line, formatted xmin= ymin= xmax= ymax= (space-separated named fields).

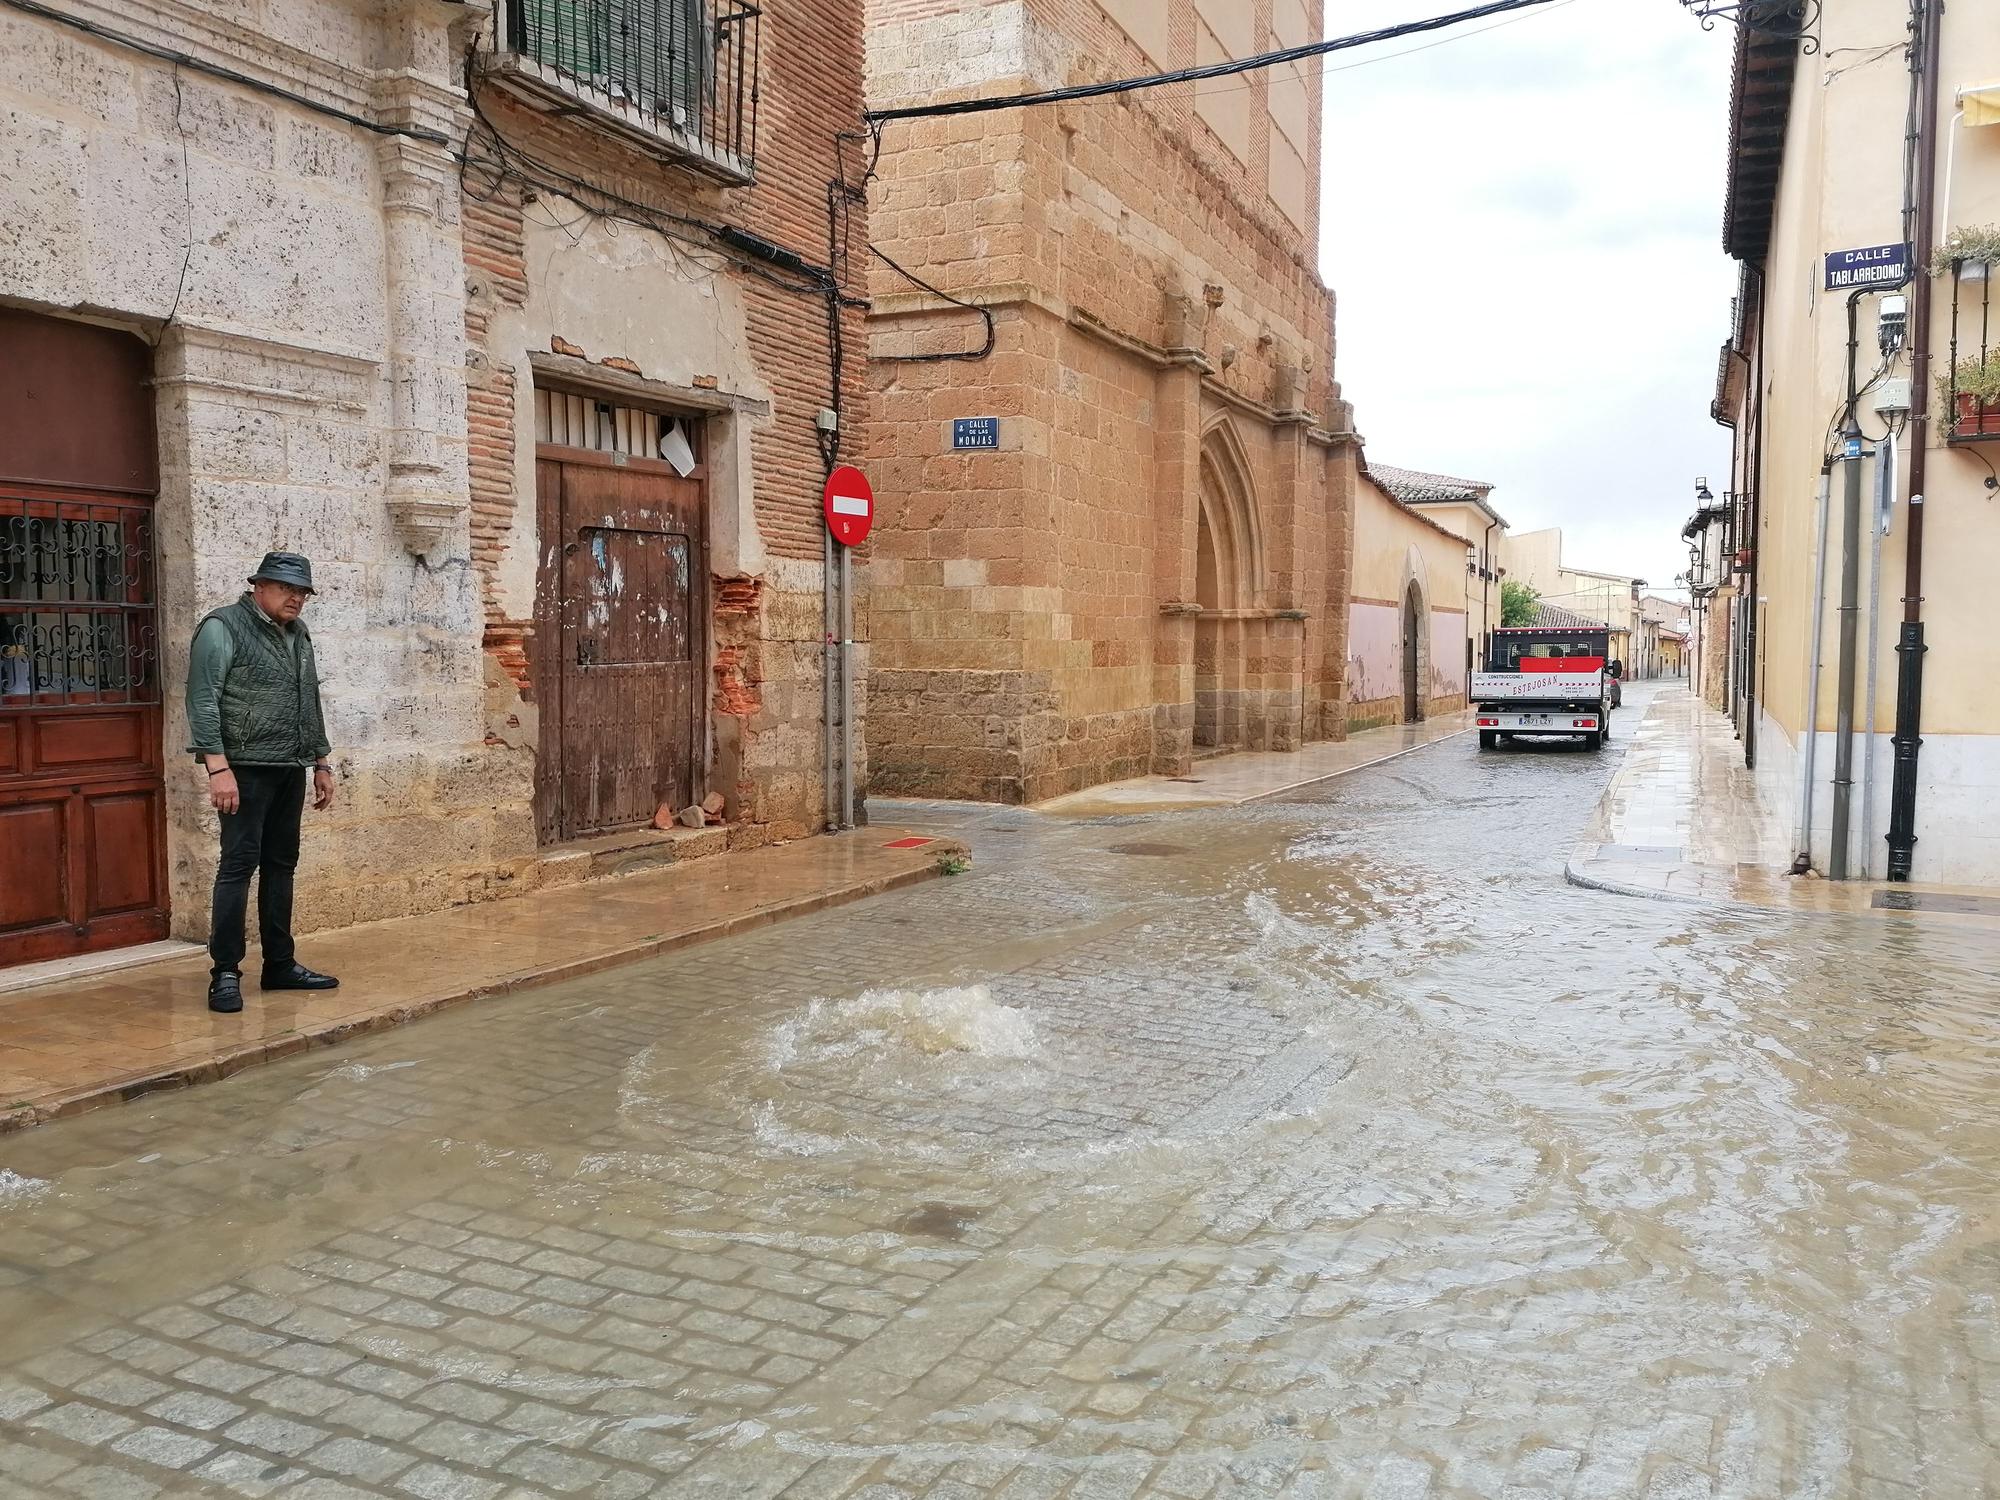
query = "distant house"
xmin=1527 ymin=603 xmax=1612 ymax=632
xmin=1349 ymin=468 xmax=1477 ymax=730
xmin=1500 ymin=528 xmax=1641 ymax=674
xmin=1366 ymin=463 xmax=1509 ymax=671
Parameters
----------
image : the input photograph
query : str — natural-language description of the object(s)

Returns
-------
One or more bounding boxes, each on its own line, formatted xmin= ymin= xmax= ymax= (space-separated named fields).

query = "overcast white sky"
xmin=1318 ymin=0 xmax=1738 ymax=599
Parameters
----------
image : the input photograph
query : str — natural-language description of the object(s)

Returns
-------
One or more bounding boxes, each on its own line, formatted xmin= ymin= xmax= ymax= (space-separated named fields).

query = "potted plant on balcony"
xmin=1930 ymin=223 xmax=2000 ymax=279
xmin=1941 ymin=351 xmax=2000 ymax=437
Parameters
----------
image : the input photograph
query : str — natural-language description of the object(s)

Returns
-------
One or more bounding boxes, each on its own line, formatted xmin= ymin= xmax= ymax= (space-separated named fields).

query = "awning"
xmin=1964 ymin=82 xmax=2000 ymax=128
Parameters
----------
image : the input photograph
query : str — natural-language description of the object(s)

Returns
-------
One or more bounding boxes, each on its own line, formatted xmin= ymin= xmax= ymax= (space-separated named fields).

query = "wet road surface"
xmin=3 ymin=684 xmax=1998 ymax=1498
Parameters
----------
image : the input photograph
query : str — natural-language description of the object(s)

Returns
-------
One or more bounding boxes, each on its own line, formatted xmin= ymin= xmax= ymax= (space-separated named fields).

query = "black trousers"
xmin=209 ymin=765 xmax=306 ymax=977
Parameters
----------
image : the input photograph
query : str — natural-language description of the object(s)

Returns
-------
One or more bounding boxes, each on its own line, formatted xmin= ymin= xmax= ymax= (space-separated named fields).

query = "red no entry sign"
xmin=823 ymin=465 xmax=874 ymax=547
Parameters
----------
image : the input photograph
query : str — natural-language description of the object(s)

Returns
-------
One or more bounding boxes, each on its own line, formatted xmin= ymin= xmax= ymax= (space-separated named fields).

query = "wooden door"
xmin=1402 ymin=585 xmax=1421 ymax=724
xmin=0 ymin=312 xmax=167 ymax=967
xmin=532 ymin=400 xmax=705 ymax=844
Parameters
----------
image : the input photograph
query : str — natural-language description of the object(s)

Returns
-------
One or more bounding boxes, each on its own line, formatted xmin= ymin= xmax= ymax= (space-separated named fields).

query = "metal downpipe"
xmin=1887 ymin=0 xmax=1944 ymax=880
xmin=1795 ymin=464 xmax=1833 ymax=871
xmin=1830 ymin=422 xmax=1865 ymax=880
xmin=1861 ymin=428 xmax=1893 ymax=880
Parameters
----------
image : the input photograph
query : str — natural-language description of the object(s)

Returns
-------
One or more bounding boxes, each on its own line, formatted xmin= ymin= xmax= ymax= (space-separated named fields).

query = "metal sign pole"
xmin=823 ymin=527 xmax=836 ymax=832
xmin=840 ymin=545 xmax=854 ymax=829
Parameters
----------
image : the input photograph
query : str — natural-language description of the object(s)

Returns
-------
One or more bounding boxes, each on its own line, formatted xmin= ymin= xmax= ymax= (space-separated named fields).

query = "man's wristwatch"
xmin=313 ymin=762 xmax=332 ymax=773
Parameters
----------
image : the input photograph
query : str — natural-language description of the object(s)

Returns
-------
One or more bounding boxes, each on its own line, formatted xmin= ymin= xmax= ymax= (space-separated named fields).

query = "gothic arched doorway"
xmin=1402 ymin=579 xmax=1424 ymax=724
xmin=1194 ymin=422 xmax=1263 ymax=750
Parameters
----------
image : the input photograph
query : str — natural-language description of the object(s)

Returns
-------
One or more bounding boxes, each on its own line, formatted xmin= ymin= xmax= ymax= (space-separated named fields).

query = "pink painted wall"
xmin=1347 ymin=602 xmax=1400 ymax=705
xmin=1432 ymin=611 xmax=1468 ymax=697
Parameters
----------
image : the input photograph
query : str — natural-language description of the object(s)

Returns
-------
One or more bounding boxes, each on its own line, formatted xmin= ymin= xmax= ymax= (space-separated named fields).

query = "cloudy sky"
xmin=1318 ymin=0 xmax=1739 ymax=600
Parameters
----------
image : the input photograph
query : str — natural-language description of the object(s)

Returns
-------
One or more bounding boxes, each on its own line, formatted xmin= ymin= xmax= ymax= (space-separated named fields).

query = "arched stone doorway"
xmin=1194 ymin=422 xmax=1263 ymax=750
xmin=1399 ymin=550 xmax=1434 ymax=724
xmin=1402 ymin=580 xmax=1423 ymax=723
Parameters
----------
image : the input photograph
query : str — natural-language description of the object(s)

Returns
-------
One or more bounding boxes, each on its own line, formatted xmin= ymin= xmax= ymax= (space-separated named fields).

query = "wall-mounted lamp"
xmin=1678 ymin=0 xmax=1820 ymax=52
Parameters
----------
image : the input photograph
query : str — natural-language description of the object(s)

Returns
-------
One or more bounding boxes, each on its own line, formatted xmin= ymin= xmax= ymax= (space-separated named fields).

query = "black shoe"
xmin=208 ymin=972 xmax=243 ymax=1013
xmin=260 ymin=961 xmax=339 ymax=992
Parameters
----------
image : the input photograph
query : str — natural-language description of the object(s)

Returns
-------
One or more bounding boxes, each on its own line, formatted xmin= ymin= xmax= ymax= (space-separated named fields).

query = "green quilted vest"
xmin=203 ymin=594 xmax=328 ymax=765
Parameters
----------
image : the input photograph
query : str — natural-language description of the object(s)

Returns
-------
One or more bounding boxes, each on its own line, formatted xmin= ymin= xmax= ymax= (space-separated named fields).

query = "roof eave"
xmin=1720 ymin=12 xmax=1806 ymax=264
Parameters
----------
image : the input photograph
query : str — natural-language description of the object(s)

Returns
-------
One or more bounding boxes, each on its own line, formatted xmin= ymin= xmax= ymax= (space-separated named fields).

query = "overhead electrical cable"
xmin=864 ymin=0 xmax=1562 ymax=124
xmin=1134 ymin=0 xmax=1582 ymax=106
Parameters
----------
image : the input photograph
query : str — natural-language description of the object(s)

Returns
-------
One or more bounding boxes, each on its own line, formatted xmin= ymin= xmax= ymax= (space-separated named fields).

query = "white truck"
xmin=1473 ymin=625 xmax=1620 ymax=751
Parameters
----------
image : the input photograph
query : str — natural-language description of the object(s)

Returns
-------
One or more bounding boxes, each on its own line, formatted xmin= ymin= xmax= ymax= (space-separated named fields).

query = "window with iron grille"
xmin=493 ymin=0 xmax=760 ymax=182
xmin=1 ymin=503 xmax=158 ymax=705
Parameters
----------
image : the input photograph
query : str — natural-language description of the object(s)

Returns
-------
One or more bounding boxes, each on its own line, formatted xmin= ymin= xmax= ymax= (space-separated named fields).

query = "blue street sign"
xmin=1824 ymin=243 xmax=1909 ymax=291
xmin=952 ymin=417 xmax=1000 ymax=450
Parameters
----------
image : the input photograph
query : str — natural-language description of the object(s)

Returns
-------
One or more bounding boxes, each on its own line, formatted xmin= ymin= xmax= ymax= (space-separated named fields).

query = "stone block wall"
xmin=1 ymin=0 xmax=505 ymax=940
xmin=864 ymin=0 xmax=1355 ymax=804
xmin=2 ymin=0 xmax=873 ymax=970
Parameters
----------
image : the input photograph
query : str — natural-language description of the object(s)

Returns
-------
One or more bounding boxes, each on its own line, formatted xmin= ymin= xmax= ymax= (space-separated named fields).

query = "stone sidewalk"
xmin=1566 ymin=688 xmax=2000 ymax=923
xmin=1034 ymin=709 xmax=1474 ymax=816
xmin=0 ymin=828 xmax=963 ymax=1134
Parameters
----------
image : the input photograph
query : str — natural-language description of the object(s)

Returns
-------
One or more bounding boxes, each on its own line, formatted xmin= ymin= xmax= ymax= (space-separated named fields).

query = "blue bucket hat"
xmin=249 ymin=552 xmax=315 ymax=593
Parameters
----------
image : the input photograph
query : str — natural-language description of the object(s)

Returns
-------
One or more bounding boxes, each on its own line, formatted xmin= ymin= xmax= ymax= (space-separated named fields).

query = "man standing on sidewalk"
xmin=186 ymin=552 xmax=341 ymax=1013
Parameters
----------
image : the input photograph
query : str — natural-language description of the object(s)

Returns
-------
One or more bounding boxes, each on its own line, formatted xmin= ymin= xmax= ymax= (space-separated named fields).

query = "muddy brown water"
xmin=2 ymin=687 xmax=1997 ymax=1496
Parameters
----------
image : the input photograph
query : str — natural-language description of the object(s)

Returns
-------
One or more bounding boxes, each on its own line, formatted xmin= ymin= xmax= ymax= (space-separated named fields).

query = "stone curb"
xmin=1562 ymin=838 xmax=1997 ymax=926
xmin=0 ymin=845 xmax=963 ymax=1136
xmin=1560 ymin=844 xmax=1771 ymax=917
xmin=1240 ymin=726 xmax=1476 ymax=806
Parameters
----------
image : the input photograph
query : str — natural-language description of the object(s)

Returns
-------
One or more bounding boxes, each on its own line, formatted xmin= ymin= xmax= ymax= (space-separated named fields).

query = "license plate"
xmin=1520 ymin=713 xmax=1552 ymax=726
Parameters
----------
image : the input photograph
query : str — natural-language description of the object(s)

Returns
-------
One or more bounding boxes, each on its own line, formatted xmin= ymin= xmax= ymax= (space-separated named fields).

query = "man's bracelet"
xmin=207 ymin=765 xmax=231 ymax=777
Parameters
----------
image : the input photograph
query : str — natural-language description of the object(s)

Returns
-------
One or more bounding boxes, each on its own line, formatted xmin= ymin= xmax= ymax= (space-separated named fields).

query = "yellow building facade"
xmin=1712 ymin=0 xmax=2000 ymax=883
xmin=1365 ymin=464 xmax=1508 ymax=684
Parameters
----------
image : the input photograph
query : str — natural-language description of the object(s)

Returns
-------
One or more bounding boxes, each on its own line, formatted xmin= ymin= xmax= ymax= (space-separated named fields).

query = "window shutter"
xmin=521 ymin=0 xmax=607 ymax=85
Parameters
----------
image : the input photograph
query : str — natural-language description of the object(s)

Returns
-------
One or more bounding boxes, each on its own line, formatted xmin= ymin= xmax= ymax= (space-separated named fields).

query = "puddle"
xmin=4 ymin=692 xmax=1999 ymax=1493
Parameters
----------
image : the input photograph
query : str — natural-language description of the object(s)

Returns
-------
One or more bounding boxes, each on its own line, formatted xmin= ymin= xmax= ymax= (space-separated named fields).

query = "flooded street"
xmin=4 ymin=686 xmax=1999 ymax=1499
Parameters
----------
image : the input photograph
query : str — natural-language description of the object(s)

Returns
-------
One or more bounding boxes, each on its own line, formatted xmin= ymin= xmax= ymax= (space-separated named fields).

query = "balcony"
xmin=486 ymin=0 xmax=760 ymax=184
xmin=1944 ymin=262 xmax=1998 ymax=446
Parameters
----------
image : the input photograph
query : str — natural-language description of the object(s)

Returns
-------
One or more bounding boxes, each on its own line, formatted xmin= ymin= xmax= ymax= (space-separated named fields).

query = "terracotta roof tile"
xmin=1527 ymin=602 xmax=1610 ymax=631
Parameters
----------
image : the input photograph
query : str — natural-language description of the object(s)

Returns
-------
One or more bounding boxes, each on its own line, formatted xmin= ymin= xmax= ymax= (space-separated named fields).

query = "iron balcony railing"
xmin=1944 ymin=262 xmax=1996 ymax=444
xmin=493 ymin=0 xmax=760 ymax=182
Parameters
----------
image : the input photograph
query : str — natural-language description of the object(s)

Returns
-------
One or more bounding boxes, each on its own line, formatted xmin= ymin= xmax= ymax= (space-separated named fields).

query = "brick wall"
xmin=461 ymin=0 xmax=869 ymax=839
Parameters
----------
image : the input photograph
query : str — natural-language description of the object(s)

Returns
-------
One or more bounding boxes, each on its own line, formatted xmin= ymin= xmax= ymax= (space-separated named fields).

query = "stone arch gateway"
xmin=1195 ymin=421 xmax=1267 ymax=750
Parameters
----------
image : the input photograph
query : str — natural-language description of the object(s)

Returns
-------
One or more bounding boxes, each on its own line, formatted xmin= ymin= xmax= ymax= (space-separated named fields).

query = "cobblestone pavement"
xmin=4 ymin=687 xmax=1999 ymax=1498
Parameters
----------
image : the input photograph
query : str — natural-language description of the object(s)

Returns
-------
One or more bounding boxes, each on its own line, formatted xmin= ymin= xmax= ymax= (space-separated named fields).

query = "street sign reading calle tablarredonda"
xmin=1825 ymin=243 xmax=1910 ymax=291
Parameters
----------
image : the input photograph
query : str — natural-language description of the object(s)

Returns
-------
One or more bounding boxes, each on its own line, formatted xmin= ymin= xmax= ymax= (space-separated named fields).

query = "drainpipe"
xmin=1483 ymin=516 xmax=1497 ymax=663
xmin=1830 ymin=413 xmax=1865 ymax=880
xmin=1796 ymin=461 xmax=1833 ymax=871
xmin=1888 ymin=0 xmax=1944 ymax=881
xmin=1862 ymin=426 xmax=1894 ymax=878
xmin=1743 ymin=267 xmax=1768 ymax=768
